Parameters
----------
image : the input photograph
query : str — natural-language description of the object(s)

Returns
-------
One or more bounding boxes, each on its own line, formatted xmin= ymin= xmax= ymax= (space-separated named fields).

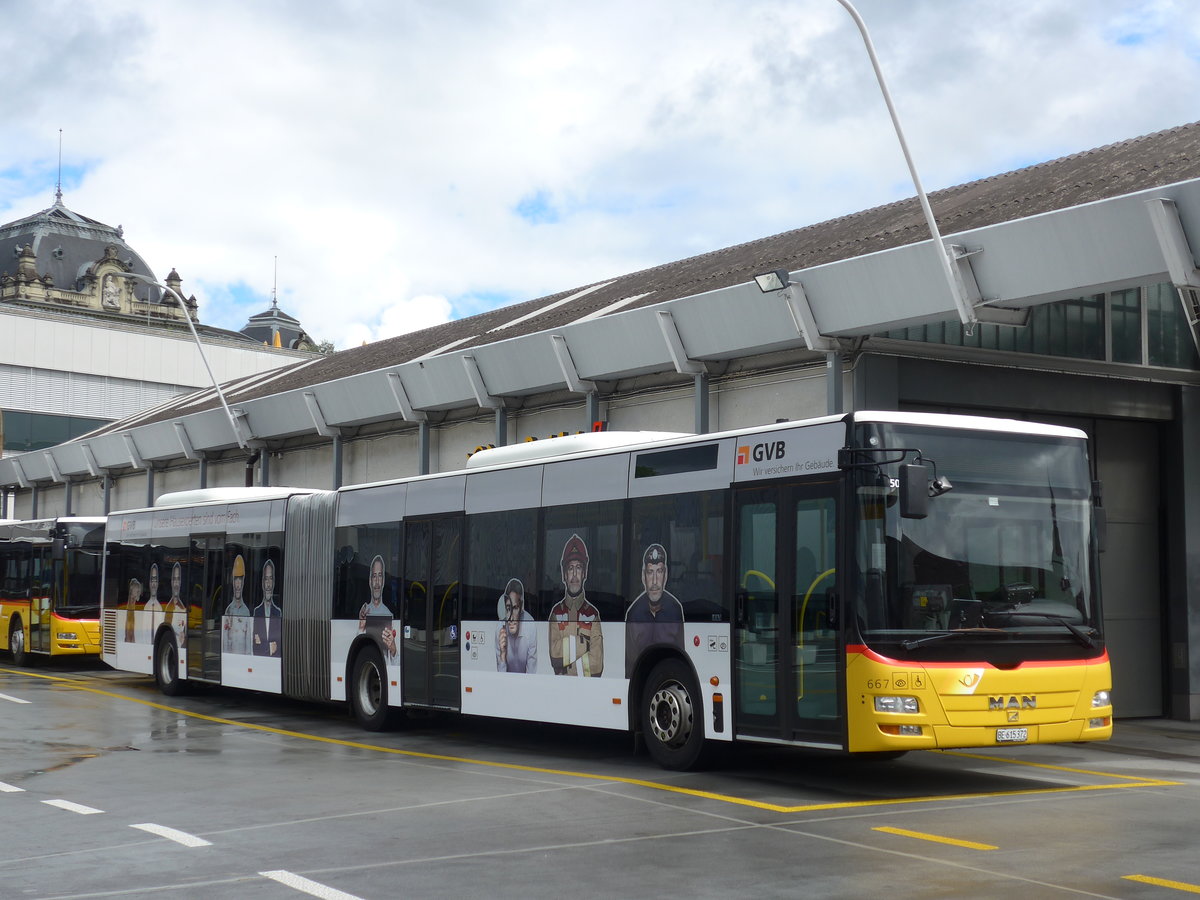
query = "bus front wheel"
xmin=642 ymin=658 xmax=705 ymax=770
xmin=351 ymin=645 xmax=392 ymax=731
xmin=154 ymin=635 xmax=185 ymax=697
xmin=9 ymin=619 xmax=28 ymax=667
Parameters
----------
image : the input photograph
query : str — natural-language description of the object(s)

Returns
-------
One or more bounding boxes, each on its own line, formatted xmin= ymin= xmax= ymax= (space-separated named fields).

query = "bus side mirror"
xmin=1093 ymin=480 xmax=1107 ymax=553
xmin=51 ymin=538 xmax=65 ymax=561
xmin=899 ymin=464 xmax=928 ymax=519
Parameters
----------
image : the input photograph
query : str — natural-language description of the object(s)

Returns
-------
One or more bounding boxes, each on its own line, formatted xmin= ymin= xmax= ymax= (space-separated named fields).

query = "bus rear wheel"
xmin=351 ymin=645 xmax=393 ymax=731
xmin=642 ymin=658 xmax=705 ymax=770
xmin=154 ymin=634 xmax=185 ymax=696
xmin=9 ymin=619 xmax=29 ymax=667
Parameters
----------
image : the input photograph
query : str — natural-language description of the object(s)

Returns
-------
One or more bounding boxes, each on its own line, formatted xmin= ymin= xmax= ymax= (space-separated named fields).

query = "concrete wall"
xmin=1 ymin=309 xmax=308 ymax=390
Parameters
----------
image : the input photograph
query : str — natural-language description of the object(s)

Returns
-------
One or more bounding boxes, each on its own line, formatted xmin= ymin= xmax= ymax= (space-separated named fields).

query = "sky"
xmin=2 ymin=0 xmax=1198 ymax=349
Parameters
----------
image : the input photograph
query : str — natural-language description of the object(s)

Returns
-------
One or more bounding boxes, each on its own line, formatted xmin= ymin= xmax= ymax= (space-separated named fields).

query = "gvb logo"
xmin=737 ymin=441 xmax=786 ymax=465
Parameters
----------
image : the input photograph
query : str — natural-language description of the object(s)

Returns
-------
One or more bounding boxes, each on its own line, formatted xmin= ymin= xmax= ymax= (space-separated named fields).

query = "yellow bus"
xmin=101 ymin=412 xmax=1111 ymax=769
xmin=1 ymin=517 xmax=105 ymax=664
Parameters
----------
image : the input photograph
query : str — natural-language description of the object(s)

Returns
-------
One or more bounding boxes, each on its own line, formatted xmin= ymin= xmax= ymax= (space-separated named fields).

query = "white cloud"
xmin=2 ymin=0 xmax=1198 ymax=349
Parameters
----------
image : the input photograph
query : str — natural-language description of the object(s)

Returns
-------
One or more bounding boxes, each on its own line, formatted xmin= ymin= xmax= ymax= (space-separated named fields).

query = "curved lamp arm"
xmin=115 ymin=272 xmax=249 ymax=450
xmin=836 ymin=0 xmax=976 ymax=329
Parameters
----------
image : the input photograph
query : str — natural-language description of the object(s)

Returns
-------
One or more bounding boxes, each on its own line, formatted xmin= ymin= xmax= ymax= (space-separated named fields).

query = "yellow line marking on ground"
xmin=872 ymin=826 xmax=997 ymax=850
xmin=1 ymin=666 xmax=1182 ymax=814
xmin=1124 ymin=874 xmax=1200 ymax=894
xmin=943 ymin=749 xmax=1179 ymax=784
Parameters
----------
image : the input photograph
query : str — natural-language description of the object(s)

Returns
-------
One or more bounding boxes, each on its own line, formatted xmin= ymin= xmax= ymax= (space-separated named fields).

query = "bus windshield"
xmin=852 ymin=424 xmax=1100 ymax=659
xmin=58 ymin=523 xmax=106 ymax=619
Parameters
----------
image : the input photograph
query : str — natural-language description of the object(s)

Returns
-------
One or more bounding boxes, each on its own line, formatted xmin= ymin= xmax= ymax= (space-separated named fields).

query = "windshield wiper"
xmin=899 ymin=627 xmax=1008 ymax=650
xmin=1003 ymin=614 xmax=1099 ymax=648
xmin=984 ymin=609 xmax=1097 ymax=648
xmin=900 ymin=631 xmax=967 ymax=650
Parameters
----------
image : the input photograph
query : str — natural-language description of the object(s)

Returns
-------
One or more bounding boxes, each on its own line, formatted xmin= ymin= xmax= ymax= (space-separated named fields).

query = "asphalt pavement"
xmin=1100 ymin=717 xmax=1200 ymax=761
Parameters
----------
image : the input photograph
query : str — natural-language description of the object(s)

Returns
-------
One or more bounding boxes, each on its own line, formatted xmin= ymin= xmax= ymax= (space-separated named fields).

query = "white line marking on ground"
xmin=0 ymin=781 xmax=24 ymax=792
xmin=0 ymin=692 xmax=31 ymax=703
xmin=130 ymin=823 xmax=213 ymax=847
xmin=42 ymin=799 xmax=104 ymax=815
xmin=260 ymin=870 xmax=365 ymax=900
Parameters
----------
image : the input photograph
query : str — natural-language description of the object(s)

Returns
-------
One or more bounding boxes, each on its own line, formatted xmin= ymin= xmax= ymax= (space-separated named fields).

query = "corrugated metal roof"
xmin=134 ymin=119 xmax=1199 ymax=423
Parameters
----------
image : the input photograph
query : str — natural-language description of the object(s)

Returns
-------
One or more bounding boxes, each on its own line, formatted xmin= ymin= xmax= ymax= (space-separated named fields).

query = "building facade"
xmin=0 ymin=195 xmax=316 ymax=457
xmin=2 ymin=123 xmax=1199 ymax=722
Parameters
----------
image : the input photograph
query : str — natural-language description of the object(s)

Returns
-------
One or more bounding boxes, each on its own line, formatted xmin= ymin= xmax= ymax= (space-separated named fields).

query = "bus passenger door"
xmin=734 ymin=481 xmax=843 ymax=747
xmin=187 ymin=535 xmax=224 ymax=682
xmin=29 ymin=545 xmax=52 ymax=654
xmin=401 ymin=517 xmax=462 ymax=709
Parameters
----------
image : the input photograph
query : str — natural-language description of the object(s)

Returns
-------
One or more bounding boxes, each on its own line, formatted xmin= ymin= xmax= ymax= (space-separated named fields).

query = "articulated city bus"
xmin=1 ymin=517 xmax=106 ymax=664
xmin=100 ymin=411 xmax=1111 ymax=769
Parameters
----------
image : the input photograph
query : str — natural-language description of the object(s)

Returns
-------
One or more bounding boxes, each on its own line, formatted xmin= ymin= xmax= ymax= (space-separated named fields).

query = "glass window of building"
xmin=882 ymin=282 xmax=1196 ymax=371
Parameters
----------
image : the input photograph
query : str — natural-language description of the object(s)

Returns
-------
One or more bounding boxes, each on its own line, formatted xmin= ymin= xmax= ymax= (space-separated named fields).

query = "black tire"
xmin=154 ymin=633 xmax=185 ymax=697
xmin=641 ymin=658 xmax=706 ymax=770
xmin=9 ymin=619 xmax=29 ymax=666
xmin=351 ymin=645 xmax=392 ymax=731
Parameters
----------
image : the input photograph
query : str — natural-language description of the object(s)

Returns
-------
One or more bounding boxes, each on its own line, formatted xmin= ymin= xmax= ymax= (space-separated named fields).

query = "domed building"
xmin=0 ymin=193 xmax=199 ymax=323
xmin=241 ymin=298 xmax=317 ymax=351
xmin=0 ymin=192 xmax=313 ymax=460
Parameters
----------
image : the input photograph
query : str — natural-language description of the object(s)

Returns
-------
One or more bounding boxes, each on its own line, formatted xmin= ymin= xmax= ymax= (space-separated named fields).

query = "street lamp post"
xmin=116 ymin=272 xmax=249 ymax=450
xmin=835 ymin=0 xmax=977 ymax=330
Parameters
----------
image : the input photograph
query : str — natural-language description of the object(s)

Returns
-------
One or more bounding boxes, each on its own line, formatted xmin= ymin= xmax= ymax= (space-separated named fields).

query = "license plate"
xmin=996 ymin=727 xmax=1028 ymax=743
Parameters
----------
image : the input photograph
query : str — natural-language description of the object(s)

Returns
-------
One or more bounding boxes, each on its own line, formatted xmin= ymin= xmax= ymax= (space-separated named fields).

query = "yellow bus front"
xmin=49 ymin=612 xmax=103 ymax=656
xmin=846 ymin=646 xmax=1113 ymax=752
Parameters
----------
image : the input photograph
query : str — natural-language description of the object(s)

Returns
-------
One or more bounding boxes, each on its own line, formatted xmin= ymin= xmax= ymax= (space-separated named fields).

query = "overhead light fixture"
xmin=974 ymin=306 xmax=1030 ymax=327
xmin=115 ymin=271 xmax=249 ymax=450
xmin=754 ymin=269 xmax=790 ymax=292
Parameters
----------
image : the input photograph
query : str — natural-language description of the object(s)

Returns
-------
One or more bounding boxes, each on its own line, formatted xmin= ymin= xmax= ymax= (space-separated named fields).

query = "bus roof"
xmin=462 ymin=411 xmax=1085 ymax=477
xmin=465 ymin=431 xmax=692 ymax=469
xmin=851 ymin=411 xmax=1088 ymax=440
xmin=153 ymin=487 xmax=316 ymax=509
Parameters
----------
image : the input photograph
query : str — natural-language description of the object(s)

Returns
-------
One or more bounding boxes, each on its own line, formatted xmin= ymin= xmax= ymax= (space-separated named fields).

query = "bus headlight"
xmin=1092 ymin=690 xmax=1111 ymax=708
xmin=875 ymin=696 xmax=920 ymax=713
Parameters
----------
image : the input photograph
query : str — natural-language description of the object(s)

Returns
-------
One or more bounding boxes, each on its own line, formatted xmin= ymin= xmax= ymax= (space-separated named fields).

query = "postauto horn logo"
xmin=736 ymin=441 xmax=786 ymax=465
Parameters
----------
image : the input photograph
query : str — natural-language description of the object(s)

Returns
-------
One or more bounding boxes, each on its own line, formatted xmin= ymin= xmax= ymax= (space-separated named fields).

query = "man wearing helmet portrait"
xmin=223 ymin=554 xmax=253 ymax=655
xmin=548 ymin=534 xmax=604 ymax=677
xmin=624 ymin=543 xmax=684 ymax=677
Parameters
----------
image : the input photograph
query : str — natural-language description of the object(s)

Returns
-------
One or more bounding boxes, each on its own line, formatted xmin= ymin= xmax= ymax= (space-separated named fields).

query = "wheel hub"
xmin=358 ymin=665 xmax=382 ymax=715
xmin=649 ymin=682 xmax=693 ymax=746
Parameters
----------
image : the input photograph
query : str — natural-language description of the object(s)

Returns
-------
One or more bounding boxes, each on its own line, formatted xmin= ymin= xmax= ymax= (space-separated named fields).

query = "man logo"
xmin=989 ymin=695 xmax=1037 ymax=710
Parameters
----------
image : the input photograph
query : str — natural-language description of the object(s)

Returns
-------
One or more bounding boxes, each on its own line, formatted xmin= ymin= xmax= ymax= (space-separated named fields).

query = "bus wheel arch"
xmin=639 ymin=655 xmax=706 ymax=770
xmin=153 ymin=631 xmax=185 ymax=696
xmin=350 ymin=643 xmax=393 ymax=731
